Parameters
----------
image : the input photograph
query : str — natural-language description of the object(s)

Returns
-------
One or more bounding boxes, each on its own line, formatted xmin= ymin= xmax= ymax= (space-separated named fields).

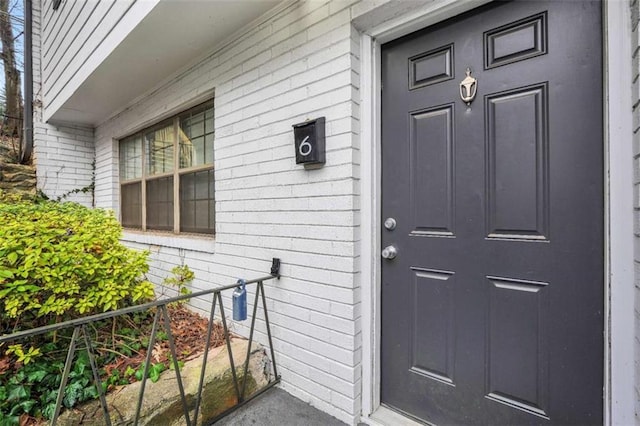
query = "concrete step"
xmin=214 ymin=388 xmax=347 ymax=426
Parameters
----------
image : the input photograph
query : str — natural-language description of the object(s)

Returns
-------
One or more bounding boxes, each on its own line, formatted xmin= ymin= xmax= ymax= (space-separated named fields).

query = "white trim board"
xmin=603 ymin=0 xmax=635 ymax=425
xmin=357 ymin=0 xmax=635 ymax=424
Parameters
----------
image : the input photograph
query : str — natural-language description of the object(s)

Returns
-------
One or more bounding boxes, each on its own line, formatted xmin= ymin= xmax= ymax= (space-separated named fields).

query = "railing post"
xmin=134 ymin=308 xmax=161 ymax=424
xmin=51 ymin=327 xmax=79 ymax=426
xmin=160 ymin=305 xmax=192 ymax=426
xmin=81 ymin=325 xmax=112 ymax=426
xmin=241 ymin=282 xmax=262 ymax=400
xmin=217 ymin=292 xmax=242 ymax=403
xmin=193 ymin=293 xmax=218 ymax=426
xmin=260 ymin=280 xmax=278 ymax=379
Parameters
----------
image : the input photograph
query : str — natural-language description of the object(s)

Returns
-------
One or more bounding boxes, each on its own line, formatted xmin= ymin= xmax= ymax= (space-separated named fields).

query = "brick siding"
xmin=32 ymin=0 xmax=95 ymax=206
xmin=91 ymin=1 xmax=363 ymax=423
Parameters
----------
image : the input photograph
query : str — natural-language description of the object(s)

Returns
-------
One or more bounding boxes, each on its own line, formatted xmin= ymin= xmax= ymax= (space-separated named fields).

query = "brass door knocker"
xmin=459 ymin=68 xmax=477 ymax=105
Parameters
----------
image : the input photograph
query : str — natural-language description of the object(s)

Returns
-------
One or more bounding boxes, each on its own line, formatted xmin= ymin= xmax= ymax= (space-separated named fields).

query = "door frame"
xmin=358 ymin=1 xmax=635 ymax=424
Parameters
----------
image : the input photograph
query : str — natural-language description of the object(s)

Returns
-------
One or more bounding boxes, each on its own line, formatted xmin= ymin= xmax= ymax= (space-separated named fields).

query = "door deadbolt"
xmin=384 ymin=217 xmax=397 ymax=230
xmin=381 ymin=245 xmax=398 ymax=260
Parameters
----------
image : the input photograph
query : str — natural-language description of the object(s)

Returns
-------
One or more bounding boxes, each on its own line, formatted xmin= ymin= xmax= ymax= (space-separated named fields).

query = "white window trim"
xmin=358 ymin=1 xmax=635 ymax=424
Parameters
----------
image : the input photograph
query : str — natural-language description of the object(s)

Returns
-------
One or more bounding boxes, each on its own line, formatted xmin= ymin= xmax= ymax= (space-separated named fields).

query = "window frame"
xmin=119 ymin=100 xmax=215 ymax=235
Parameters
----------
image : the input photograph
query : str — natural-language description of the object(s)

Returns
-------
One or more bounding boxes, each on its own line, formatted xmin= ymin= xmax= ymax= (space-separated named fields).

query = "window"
xmin=119 ymin=101 xmax=215 ymax=234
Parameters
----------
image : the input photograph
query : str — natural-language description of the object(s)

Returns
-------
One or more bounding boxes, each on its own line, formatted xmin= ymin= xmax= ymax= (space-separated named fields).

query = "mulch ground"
xmin=101 ymin=304 xmax=226 ymax=386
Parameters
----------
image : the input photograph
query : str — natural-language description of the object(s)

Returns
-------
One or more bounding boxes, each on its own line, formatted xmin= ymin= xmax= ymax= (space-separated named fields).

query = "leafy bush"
xmin=0 ymin=195 xmax=211 ymax=423
xmin=0 ymin=197 xmax=155 ymax=331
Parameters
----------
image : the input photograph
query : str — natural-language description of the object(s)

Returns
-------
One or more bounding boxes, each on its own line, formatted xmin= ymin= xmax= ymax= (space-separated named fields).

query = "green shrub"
xmin=163 ymin=264 xmax=194 ymax=305
xmin=0 ymin=197 xmax=155 ymax=331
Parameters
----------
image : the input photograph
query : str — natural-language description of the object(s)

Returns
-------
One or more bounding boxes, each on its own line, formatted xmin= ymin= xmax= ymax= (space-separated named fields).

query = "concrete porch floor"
xmin=214 ymin=388 xmax=348 ymax=425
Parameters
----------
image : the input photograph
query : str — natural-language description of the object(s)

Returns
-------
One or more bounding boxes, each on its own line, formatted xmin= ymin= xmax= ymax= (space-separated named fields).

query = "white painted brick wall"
xmin=32 ymin=0 xmax=95 ymax=206
xmin=632 ymin=0 xmax=640 ymax=422
xmin=90 ymin=1 xmax=362 ymax=423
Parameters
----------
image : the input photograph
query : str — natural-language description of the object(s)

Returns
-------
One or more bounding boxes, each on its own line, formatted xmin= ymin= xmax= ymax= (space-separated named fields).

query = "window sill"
xmin=122 ymin=230 xmax=215 ymax=254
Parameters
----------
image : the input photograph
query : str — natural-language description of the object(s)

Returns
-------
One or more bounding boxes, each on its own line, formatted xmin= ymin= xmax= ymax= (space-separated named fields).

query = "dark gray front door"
xmin=380 ymin=1 xmax=603 ymax=425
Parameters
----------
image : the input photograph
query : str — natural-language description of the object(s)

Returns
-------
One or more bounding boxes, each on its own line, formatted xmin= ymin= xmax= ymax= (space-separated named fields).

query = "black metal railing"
xmin=0 ymin=258 xmax=282 ymax=425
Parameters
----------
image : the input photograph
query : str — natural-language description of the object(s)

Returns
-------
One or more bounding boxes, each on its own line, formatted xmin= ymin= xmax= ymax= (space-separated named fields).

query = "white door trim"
xmin=358 ymin=1 xmax=635 ymax=424
xmin=360 ymin=30 xmax=381 ymax=418
xmin=603 ymin=1 xmax=635 ymax=425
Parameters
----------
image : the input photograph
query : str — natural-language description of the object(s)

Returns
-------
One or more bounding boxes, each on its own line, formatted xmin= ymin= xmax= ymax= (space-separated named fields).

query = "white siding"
xmin=632 ymin=0 xmax=640 ymax=422
xmin=93 ymin=1 xmax=362 ymax=423
xmin=33 ymin=0 xmax=95 ymax=204
xmin=40 ymin=0 xmax=157 ymax=121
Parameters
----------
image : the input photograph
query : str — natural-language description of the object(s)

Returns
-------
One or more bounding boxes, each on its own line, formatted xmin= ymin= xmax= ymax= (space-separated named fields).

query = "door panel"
xmin=485 ymin=84 xmax=548 ymax=240
xmin=486 ymin=276 xmax=549 ymax=417
xmin=380 ymin=1 xmax=603 ymax=425
xmin=410 ymin=267 xmax=456 ymax=384
xmin=410 ymin=105 xmax=455 ymax=236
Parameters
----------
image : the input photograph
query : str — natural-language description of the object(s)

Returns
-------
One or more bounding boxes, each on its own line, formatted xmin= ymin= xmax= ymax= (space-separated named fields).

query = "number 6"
xmin=299 ymin=136 xmax=312 ymax=156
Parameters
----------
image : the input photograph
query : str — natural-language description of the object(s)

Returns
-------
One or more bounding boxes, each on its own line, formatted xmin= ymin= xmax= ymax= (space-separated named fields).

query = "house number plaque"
xmin=292 ymin=117 xmax=325 ymax=166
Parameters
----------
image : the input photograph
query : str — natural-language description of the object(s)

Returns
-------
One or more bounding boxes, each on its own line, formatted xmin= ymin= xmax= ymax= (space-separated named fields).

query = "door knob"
xmin=381 ymin=245 xmax=398 ymax=260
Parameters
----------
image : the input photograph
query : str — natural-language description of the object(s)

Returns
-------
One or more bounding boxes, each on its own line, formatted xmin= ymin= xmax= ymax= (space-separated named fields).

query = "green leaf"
xmin=10 ymin=370 xmax=25 ymax=384
xmin=0 ymin=269 xmax=14 ymax=279
xmin=149 ymin=363 xmax=166 ymax=383
xmin=124 ymin=366 xmax=136 ymax=377
xmin=6 ymin=384 xmax=28 ymax=402
xmin=149 ymin=368 xmax=160 ymax=383
xmin=0 ymin=413 xmax=20 ymax=426
xmin=9 ymin=399 xmax=36 ymax=415
xmin=83 ymin=385 xmax=99 ymax=400
xmin=63 ymin=382 xmax=83 ymax=408
xmin=41 ymin=389 xmax=58 ymax=403
xmin=42 ymin=402 xmax=57 ymax=420
xmin=73 ymin=351 xmax=89 ymax=376
xmin=26 ymin=369 xmax=48 ymax=383
xmin=6 ymin=252 xmax=17 ymax=265
xmin=134 ymin=365 xmax=144 ymax=381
